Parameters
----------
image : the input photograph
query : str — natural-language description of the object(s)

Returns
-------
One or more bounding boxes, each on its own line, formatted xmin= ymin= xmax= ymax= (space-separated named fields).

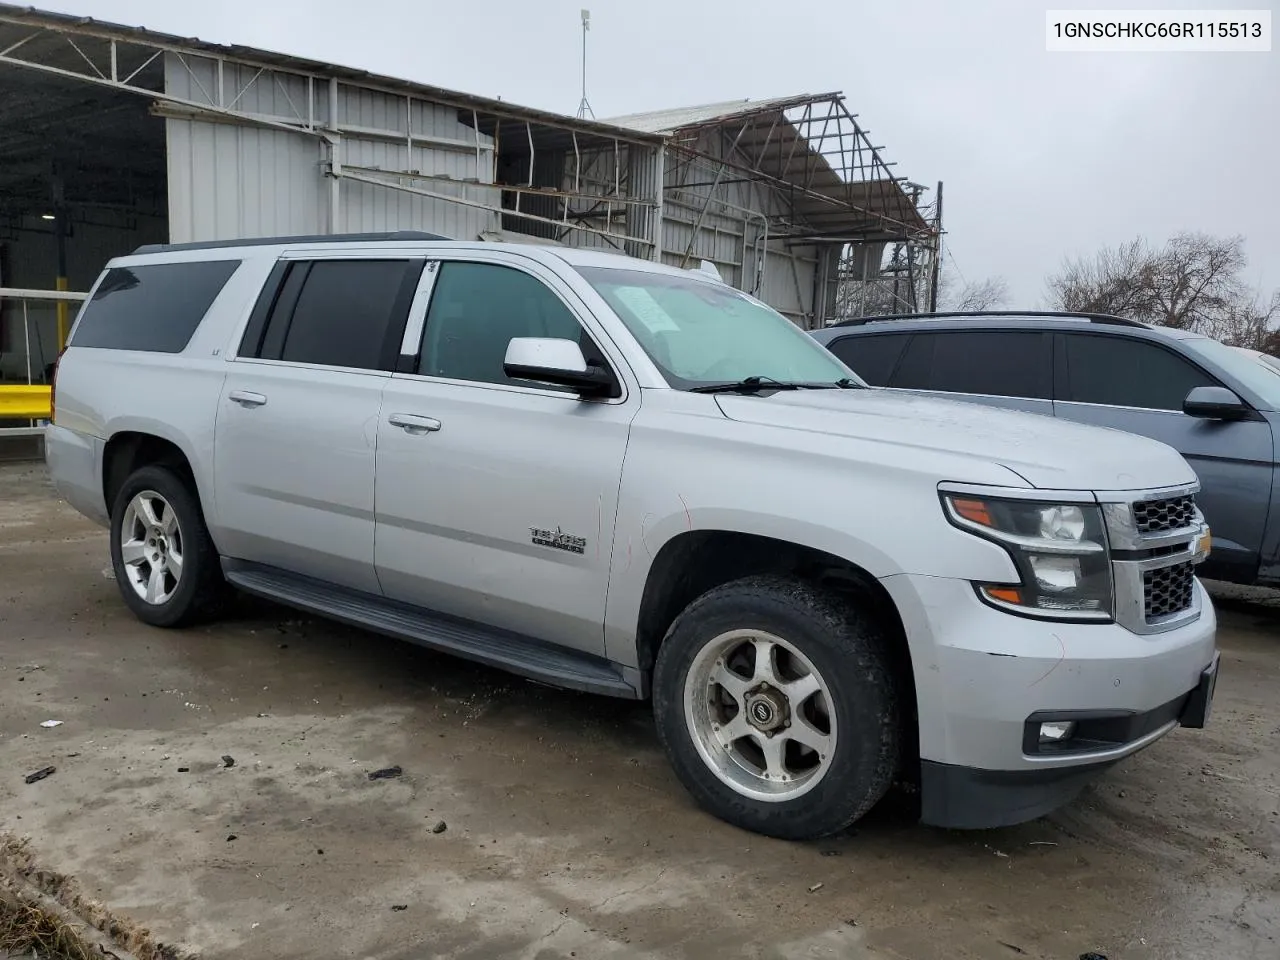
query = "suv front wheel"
xmin=653 ymin=575 xmax=901 ymax=840
xmin=109 ymin=465 xmax=226 ymax=628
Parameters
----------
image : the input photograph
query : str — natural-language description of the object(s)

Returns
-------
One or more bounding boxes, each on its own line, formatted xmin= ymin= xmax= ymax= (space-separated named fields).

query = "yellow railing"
xmin=0 ymin=384 xmax=52 ymax=419
xmin=1 ymin=286 xmax=86 ymax=428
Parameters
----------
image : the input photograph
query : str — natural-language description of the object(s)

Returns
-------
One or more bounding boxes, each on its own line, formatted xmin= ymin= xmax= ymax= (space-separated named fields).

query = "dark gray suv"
xmin=811 ymin=312 xmax=1280 ymax=588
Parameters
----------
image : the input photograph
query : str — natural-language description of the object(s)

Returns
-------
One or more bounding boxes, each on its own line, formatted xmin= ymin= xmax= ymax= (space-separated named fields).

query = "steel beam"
xmin=338 ymin=169 xmax=654 ymax=249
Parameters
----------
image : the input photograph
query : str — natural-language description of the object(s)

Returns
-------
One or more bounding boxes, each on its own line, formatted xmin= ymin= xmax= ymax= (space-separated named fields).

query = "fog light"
xmin=1039 ymin=721 xmax=1076 ymax=744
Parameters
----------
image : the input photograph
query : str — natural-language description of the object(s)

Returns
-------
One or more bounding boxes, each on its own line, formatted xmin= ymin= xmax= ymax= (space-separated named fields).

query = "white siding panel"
xmin=166 ymin=116 xmax=327 ymax=242
xmin=164 ymin=56 xmax=499 ymax=242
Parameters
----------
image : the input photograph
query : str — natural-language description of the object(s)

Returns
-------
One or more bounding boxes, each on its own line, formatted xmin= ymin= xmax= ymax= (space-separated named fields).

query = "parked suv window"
xmin=1063 ymin=334 xmax=1217 ymax=411
xmin=269 ymin=259 xmax=415 ymax=370
xmin=418 ymin=262 xmax=587 ymax=388
xmin=826 ymin=333 xmax=910 ymax=386
xmin=890 ymin=330 xmax=1051 ymax=399
xmin=70 ymin=260 xmax=240 ymax=353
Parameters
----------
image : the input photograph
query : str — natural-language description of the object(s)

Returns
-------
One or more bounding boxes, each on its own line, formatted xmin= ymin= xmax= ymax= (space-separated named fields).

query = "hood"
xmin=715 ymin=388 xmax=1197 ymax=492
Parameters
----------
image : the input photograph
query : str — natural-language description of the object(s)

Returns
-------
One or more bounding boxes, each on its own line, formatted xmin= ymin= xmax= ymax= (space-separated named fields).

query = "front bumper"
xmin=920 ymin=653 xmax=1219 ymax=828
xmin=880 ymin=572 xmax=1218 ymax=829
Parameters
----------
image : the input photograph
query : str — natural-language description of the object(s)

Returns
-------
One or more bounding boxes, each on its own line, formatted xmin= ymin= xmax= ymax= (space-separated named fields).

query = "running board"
xmin=220 ymin=559 xmax=641 ymax=699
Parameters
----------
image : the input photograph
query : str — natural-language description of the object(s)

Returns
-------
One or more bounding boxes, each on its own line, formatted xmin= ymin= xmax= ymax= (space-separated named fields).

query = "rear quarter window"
xmin=69 ymin=259 xmax=241 ymax=353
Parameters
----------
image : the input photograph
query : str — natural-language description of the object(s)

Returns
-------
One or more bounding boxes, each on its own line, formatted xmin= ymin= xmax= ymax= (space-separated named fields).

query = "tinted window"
xmin=271 ymin=260 xmax=413 ymax=370
xmin=890 ymin=330 xmax=1051 ymax=399
xmin=419 ymin=262 xmax=586 ymax=388
xmin=826 ymin=333 xmax=910 ymax=386
xmin=1064 ymin=335 xmax=1217 ymax=410
xmin=70 ymin=260 xmax=240 ymax=353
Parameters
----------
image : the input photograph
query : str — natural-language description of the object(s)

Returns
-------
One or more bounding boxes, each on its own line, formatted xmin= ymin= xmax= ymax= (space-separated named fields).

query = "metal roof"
xmin=0 ymin=3 xmax=665 ymax=147
xmin=606 ymin=95 xmax=823 ymax=136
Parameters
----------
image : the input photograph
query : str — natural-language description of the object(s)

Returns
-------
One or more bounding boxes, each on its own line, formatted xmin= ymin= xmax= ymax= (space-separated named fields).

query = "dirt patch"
xmin=1 ymin=836 xmax=187 ymax=960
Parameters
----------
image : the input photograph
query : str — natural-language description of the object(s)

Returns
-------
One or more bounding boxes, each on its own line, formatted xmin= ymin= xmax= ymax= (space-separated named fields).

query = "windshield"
xmin=1181 ymin=337 xmax=1280 ymax=410
xmin=575 ymin=265 xmax=859 ymax=389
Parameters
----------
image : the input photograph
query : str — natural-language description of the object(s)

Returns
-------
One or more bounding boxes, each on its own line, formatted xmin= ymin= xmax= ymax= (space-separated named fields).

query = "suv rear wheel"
xmin=109 ymin=465 xmax=226 ymax=627
xmin=653 ymin=575 xmax=901 ymax=840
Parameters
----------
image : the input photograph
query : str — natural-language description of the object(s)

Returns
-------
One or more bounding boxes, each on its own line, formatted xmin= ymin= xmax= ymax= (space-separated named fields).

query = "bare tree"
xmin=1216 ymin=287 xmax=1280 ymax=352
xmin=1046 ymin=232 xmax=1278 ymax=347
xmin=949 ymin=276 xmax=1010 ymax=311
xmin=1147 ymin=233 xmax=1249 ymax=330
xmin=1047 ymin=238 xmax=1153 ymax=318
xmin=927 ymin=270 xmax=1011 ymax=312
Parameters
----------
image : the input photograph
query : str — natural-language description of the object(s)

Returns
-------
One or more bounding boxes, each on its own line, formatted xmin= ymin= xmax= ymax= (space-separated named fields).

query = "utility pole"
xmin=576 ymin=9 xmax=595 ymax=120
xmin=927 ymin=179 xmax=943 ymax=313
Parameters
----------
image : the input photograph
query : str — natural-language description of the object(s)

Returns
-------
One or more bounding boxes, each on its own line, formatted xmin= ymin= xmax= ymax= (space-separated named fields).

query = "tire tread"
xmin=652 ymin=574 xmax=901 ymax=840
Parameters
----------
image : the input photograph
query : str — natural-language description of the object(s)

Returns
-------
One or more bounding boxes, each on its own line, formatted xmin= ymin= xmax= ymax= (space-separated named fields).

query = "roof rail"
xmin=131 ymin=230 xmax=451 ymax=255
xmin=828 ymin=309 xmax=1149 ymax=330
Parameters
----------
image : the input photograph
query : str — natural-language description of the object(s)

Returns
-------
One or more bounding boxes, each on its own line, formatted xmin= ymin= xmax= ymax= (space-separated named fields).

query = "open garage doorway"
xmin=0 ymin=24 xmax=167 ymax=396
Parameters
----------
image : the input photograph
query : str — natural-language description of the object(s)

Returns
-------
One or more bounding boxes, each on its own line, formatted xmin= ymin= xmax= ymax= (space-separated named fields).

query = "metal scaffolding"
xmin=609 ymin=93 xmax=939 ymax=326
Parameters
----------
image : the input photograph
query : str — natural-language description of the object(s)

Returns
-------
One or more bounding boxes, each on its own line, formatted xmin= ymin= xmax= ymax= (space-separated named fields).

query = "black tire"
xmin=652 ymin=574 xmax=901 ymax=840
xmin=109 ymin=464 xmax=227 ymax=628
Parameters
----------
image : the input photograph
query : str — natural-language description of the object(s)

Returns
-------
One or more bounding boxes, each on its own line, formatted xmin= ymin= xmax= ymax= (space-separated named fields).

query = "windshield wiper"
xmin=689 ymin=376 xmax=808 ymax=394
xmin=689 ymin=375 xmax=858 ymax=394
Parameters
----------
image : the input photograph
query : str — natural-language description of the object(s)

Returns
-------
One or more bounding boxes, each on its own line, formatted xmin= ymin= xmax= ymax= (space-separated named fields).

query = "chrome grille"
xmin=1133 ymin=495 xmax=1196 ymax=533
xmin=1143 ymin=562 xmax=1196 ymax=621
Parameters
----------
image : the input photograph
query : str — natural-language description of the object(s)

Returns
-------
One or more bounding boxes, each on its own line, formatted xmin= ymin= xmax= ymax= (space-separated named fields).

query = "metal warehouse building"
xmin=0 ymin=3 xmax=935 ymax=422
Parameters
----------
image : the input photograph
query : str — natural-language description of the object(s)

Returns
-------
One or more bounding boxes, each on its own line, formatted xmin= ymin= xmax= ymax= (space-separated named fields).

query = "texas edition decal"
xmin=530 ymin=526 xmax=587 ymax=555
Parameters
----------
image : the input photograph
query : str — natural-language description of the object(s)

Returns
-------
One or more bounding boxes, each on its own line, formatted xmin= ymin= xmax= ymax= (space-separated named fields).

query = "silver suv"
xmin=46 ymin=234 xmax=1219 ymax=839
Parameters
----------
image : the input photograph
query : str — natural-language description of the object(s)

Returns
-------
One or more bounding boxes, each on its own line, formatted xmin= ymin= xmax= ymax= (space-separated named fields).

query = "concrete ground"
xmin=1 ymin=461 xmax=1277 ymax=960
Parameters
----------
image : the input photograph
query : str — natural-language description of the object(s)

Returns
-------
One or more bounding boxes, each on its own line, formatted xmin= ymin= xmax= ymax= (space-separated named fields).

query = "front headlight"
xmin=942 ymin=493 xmax=1113 ymax=621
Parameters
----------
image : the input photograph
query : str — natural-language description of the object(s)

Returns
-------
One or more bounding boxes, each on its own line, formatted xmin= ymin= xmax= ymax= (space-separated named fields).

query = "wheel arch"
xmin=102 ymin=423 xmax=208 ymax=526
xmin=632 ymin=528 xmax=919 ymax=774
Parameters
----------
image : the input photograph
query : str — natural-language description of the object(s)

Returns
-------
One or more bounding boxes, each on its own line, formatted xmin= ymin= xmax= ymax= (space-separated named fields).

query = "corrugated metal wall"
xmin=164 ymin=56 xmax=499 ymax=243
xmin=160 ymin=53 xmax=821 ymax=324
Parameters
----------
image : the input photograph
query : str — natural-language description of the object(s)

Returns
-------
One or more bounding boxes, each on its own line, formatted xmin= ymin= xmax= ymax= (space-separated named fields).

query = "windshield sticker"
xmin=614 ymin=286 xmax=682 ymax=334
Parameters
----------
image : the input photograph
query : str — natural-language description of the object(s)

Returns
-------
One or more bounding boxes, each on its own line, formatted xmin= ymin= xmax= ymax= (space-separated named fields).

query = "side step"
xmin=221 ymin=559 xmax=641 ymax=699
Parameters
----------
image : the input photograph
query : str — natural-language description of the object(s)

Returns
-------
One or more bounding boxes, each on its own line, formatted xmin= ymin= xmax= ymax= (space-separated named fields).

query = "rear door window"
xmin=246 ymin=259 xmax=421 ymax=371
xmin=70 ymin=260 xmax=241 ymax=353
xmin=1062 ymin=334 xmax=1218 ymax=410
xmin=825 ymin=333 xmax=910 ymax=386
xmin=889 ymin=330 xmax=1052 ymax=399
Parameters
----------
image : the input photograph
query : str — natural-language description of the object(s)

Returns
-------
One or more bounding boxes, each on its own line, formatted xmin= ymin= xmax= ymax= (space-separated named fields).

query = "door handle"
xmin=388 ymin=413 xmax=442 ymax=434
xmin=228 ymin=390 xmax=267 ymax=407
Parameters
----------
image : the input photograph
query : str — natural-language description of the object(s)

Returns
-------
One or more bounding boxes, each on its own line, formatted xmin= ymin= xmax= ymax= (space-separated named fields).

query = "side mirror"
xmin=503 ymin=337 xmax=616 ymax=397
xmin=1183 ymin=385 xmax=1251 ymax=421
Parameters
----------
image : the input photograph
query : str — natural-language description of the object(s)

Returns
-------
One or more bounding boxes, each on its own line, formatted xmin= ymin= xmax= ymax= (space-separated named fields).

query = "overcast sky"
xmin=42 ymin=0 xmax=1280 ymax=305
